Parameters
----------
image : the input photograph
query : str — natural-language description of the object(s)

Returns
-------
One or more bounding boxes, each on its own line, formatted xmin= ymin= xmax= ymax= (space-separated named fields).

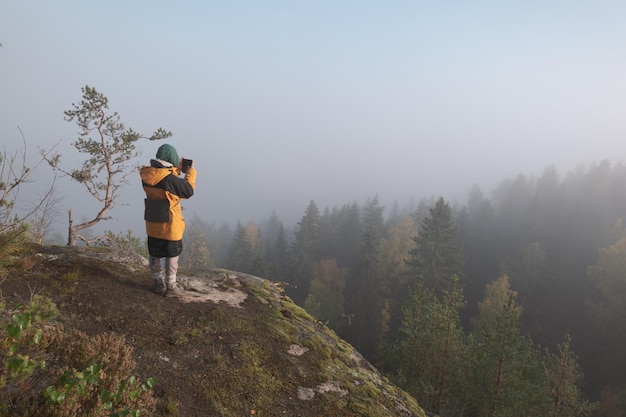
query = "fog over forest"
xmin=3 ymin=2 xmax=626 ymax=415
xmin=3 ymin=1 xmax=626 ymax=236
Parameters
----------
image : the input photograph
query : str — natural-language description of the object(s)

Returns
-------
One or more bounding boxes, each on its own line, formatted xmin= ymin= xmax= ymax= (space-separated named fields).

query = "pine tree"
xmin=180 ymin=219 xmax=215 ymax=270
xmin=330 ymin=203 xmax=362 ymax=269
xmin=470 ymin=292 xmax=549 ymax=417
xmin=262 ymin=212 xmax=289 ymax=280
xmin=542 ymin=335 xmax=598 ymax=417
xmin=304 ymin=259 xmax=347 ymax=325
xmin=380 ymin=214 xmax=417 ymax=340
xmin=470 ymin=274 xmax=518 ymax=335
xmin=289 ymin=200 xmax=322 ymax=304
xmin=391 ymin=277 xmax=468 ymax=416
xmin=408 ymin=197 xmax=464 ymax=294
xmin=45 ymin=85 xmax=171 ymax=245
xmin=227 ymin=222 xmax=265 ymax=276
xmin=586 ymin=237 xmax=626 ymax=387
xmin=344 ymin=197 xmax=385 ymax=360
xmin=462 ymin=185 xmax=499 ymax=318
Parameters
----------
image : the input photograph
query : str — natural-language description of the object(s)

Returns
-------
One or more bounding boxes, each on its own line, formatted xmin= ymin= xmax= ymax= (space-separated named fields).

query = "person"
xmin=140 ymin=144 xmax=196 ymax=297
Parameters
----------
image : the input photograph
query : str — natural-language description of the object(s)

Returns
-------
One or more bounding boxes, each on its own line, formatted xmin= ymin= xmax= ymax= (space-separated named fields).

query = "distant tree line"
xmin=181 ymin=161 xmax=626 ymax=416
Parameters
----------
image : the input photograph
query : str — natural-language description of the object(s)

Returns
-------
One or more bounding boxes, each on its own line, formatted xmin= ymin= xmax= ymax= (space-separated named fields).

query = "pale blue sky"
xmin=2 ymin=1 xmax=626 ymax=230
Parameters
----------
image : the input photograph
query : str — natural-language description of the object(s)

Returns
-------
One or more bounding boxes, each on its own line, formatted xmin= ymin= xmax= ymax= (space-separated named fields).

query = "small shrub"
xmin=42 ymin=330 xmax=157 ymax=416
xmin=0 ymin=226 xmax=29 ymax=268
xmin=60 ymin=270 xmax=79 ymax=284
xmin=189 ymin=328 xmax=203 ymax=338
xmin=18 ymin=293 xmax=60 ymax=326
xmin=169 ymin=332 xmax=189 ymax=346
xmin=0 ymin=296 xmax=57 ymax=415
xmin=103 ymin=230 xmax=148 ymax=258
xmin=0 ymin=297 xmax=157 ymax=417
xmin=164 ymin=398 xmax=180 ymax=416
xmin=13 ymin=252 xmax=40 ymax=271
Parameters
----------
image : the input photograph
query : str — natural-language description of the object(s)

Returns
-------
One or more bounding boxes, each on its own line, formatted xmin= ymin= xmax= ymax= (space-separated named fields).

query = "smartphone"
xmin=181 ymin=158 xmax=193 ymax=173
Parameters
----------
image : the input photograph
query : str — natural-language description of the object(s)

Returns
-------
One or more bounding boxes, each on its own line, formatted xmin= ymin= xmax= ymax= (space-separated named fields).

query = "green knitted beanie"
xmin=156 ymin=144 xmax=179 ymax=166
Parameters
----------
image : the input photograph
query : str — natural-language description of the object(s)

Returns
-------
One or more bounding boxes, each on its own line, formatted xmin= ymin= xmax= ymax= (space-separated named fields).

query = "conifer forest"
xmin=182 ymin=161 xmax=626 ymax=416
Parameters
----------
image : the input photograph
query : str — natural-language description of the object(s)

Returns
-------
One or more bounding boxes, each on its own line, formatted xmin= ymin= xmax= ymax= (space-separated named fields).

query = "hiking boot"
xmin=164 ymin=282 xmax=184 ymax=298
xmin=152 ymin=279 xmax=165 ymax=294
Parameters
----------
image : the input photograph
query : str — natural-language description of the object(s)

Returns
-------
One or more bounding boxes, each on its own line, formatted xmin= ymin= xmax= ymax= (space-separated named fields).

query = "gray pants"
xmin=149 ymin=256 xmax=179 ymax=284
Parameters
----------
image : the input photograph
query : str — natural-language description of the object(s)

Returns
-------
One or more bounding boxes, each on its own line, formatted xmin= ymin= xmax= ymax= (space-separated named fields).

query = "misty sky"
xmin=2 ymin=1 xmax=626 ymax=233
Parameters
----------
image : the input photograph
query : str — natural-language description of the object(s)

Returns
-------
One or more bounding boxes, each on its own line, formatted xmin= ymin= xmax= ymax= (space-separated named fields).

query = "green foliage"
xmin=542 ymin=335 xmax=598 ymax=417
xmin=43 ymin=364 xmax=157 ymax=417
xmin=408 ymin=197 xmax=464 ymax=294
xmin=164 ymin=398 xmax=180 ymax=416
xmin=0 ymin=141 xmax=51 ymax=261
xmin=343 ymin=196 xmax=386 ymax=360
xmin=469 ymin=293 xmax=549 ymax=417
xmin=61 ymin=270 xmax=80 ymax=284
xmin=23 ymin=294 xmax=60 ymax=323
xmin=470 ymin=274 xmax=518 ymax=335
xmin=103 ymin=229 xmax=148 ymax=258
xmin=227 ymin=222 xmax=265 ymax=276
xmin=304 ymin=259 xmax=347 ymax=321
xmin=108 ymin=158 xmax=626 ymax=410
xmin=288 ymin=200 xmax=322 ymax=304
xmin=387 ymin=276 xmax=596 ymax=417
xmin=261 ymin=212 xmax=290 ymax=280
xmin=0 ymin=295 xmax=56 ymax=414
xmin=587 ymin=237 xmax=626 ymax=330
xmin=2 ymin=312 xmax=43 ymax=379
xmin=390 ymin=277 xmax=468 ymax=415
xmin=43 ymin=363 xmax=104 ymax=404
xmin=180 ymin=219 xmax=215 ymax=271
xmin=0 ymin=223 xmax=29 ymax=267
xmin=169 ymin=331 xmax=189 ymax=346
xmin=46 ymin=85 xmax=172 ymax=246
xmin=0 ymin=295 xmax=156 ymax=416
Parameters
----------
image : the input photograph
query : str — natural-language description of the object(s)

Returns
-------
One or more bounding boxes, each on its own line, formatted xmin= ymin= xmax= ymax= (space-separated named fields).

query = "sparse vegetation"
xmin=0 ymin=247 xmax=427 ymax=416
xmin=0 ymin=133 xmax=57 ymax=265
xmin=0 ymin=292 xmax=156 ymax=416
xmin=102 ymin=229 xmax=148 ymax=258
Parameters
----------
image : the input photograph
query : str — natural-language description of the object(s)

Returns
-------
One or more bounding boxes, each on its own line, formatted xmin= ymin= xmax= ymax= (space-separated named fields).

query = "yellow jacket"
xmin=140 ymin=160 xmax=196 ymax=241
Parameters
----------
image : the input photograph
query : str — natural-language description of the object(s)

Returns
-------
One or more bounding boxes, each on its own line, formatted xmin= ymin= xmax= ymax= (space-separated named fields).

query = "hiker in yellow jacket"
xmin=140 ymin=144 xmax=196 ymax=297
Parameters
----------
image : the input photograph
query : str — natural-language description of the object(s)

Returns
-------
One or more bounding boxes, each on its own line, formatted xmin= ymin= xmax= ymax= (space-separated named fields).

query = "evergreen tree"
xmin=461 ymin=185 xmax=499 ymax=318
xmin=586 ymin=236 xmax=626 ymax=387
xmin=330 ymin=203 xmax=362 ymax=269
xmin=502 ymin=241 xmax=547 ymax=303
xmin=289 ymin=200 xmax=322 ymax=304
xmin=261 ymin=212 xmax=289 ymax=280
xmin=390 ymin=277 xmax=468 ymax=416
xmin=385 ymin=200 xmax=403 ymax=229
xmin=470 ymin=291 xmax=549 ymax=417
xmin=45 ymin=85 xmax=171 ymax=245
xmin=530 ymin=165 xmax=563 ymax=253
xmin=491 ymin=173 xmax=534 ymax=258
xmin=380 ymin=214 xmax=417 ymax=340
xmin=213 ymin=221 xmax=234 ymax=267
xmin=408 ymin=197 xmax=464 ymax=294
xmin=318 ymin=206 xmax=335 ymax=261
xmin=470 ymin=274 xmax=518 ymax=335
xmin=227 ymin=222 xmax=253 ymax=273
xmin=304 ymin=259 xmax=347 ymax=325
xmin=542 ymin=335 xmax=598 ymax=417
xmin=180 ymin=218 xmax=215 ymax=270
xmin=344 ymin=197 xmax=385 ymax=360
xmin=227 ymin=222 xmax=266 ymax=276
